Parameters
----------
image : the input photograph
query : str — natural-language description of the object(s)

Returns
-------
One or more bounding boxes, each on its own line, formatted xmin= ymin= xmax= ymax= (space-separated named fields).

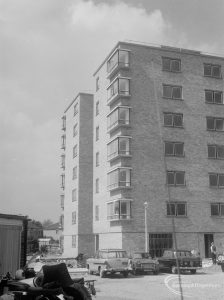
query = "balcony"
xmin=107 ymin=49 xmax=130 ymax=79
xmin=107 ymin=106 xmax=131 ymax=133
xmin=107 ymin=77 xmax=130 ymax=106
xmin=107 ymin=199 xmax=132 ymax=221
xmin=107 ymin=167 xmax=132 ymax=191
xmin=107 ymin=136 xmax=132 ymax=162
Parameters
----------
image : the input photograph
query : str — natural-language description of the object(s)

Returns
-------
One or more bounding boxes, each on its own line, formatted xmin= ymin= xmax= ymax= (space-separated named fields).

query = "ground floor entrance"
xmin=204 ymin=234 xmax=214 ymax=258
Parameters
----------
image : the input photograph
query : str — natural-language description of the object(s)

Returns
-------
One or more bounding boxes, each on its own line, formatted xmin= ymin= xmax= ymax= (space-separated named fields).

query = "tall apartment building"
xmin=60 ymin=93 xmax=94 ymax=257
xmin=92 ymin=41 xmax=224 ymax=258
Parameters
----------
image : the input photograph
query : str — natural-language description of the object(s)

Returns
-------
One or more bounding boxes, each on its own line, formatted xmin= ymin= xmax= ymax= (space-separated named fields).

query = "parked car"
xmin=158 ymin=249 xmax=202 ymax=274
xmin=86 ymin=249 xmax=129 ymax=278
xmin=128 ymin=252 xmax=159 ymax=275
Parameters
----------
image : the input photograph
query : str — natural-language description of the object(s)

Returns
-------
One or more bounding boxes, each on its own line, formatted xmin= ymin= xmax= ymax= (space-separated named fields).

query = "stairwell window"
xmin=164 ymin=113 xmax=183 ymax=128
xmin=96 ymin=178 xmax=99 ymax=193
xmin=207 ymin=117 xmax=224 ymax=131
xmin=167 ymin=202 xmax=187 ymax=217
xmin=167 ymin=171 xmax=185 ymax=186
xmin=96 ymin=152 xmax=99 ymax=166
xmin=204 ymin=63 xmax=221 ymax=78
xmin=72 ymin=235 xmax=76 ymax=248
xmin=72 ymin=211 xmax=76 ymax=224
xmin=96 ymin=126 xmax=99 ymax=141
xmin=209 ymin=173 xmax=224 ymax=188
xmin=73 ymin=145 xmax=78 ymax=158
xmin=211 ymin=203 xmax=224 ymax=216
xmin=73 ymin=166 xmax=77 ymax=180
xmin=162 ymin=57 xmax=181 ymax=72
xmin=72 ymin=189 xmax=77 ymax=202
xmin=164 ymin=142 xmax=184 ymax=156
xmin=73 ymin=124 xmax=78 ymax=137
xmin=74 ymin=103 xmax=78 ymax=116
xmin=163 ymin=85 xmax=182 ymax=100
xmin=95 ymin=205 xmax=99 ymax=221
xmin=96 ymin=101 xmax=99 ymax=116
xmin=205 ymin=90 xmax=223 ymax=104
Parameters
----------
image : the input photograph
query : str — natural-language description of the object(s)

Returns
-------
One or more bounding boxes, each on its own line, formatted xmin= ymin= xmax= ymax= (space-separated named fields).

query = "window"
xmin=107 ymin=168 xmax=131 ymax=190
xmin=73 ymin=145 xmax=78 ymax=158
xmin=208 ymin=145 xmax=224 ymax=159
xmin=73 ymin=124 xmax=78 ymax=137
xmin=107 ymin=49 xmax=129 ymax=73
xmin=72 ymin=211 xmax=76 ymax=224
xmin=61 ymin=135 xmax=66 ymax=150
xmin=205 ymin=90 xmax=223 ymax=104
xmin=73 ymin=166 xmax=77 ymax=179
xmin=61 ymin=174 xmax=65 ymax=189
xmin=107 ymin=200 xmax=132 ymax=220
xmin=107 ymin=136 xmax=131 ymax=160
xmin=162 ymin=57 xmax=181 ymax=72
xmin=96 ymin=178 xmax=99 ymax=193
xmin=204 ymin=63 xmax=221 ymax=78
xmin=60 ymin=194 xmax=64 ymax=209
xmin=167 ymin=171 xmax=185 ymax=186
xmin=74 ymin=103 xmax=78 ymax=116
xmin=164 ymin=113 xmax=183 ymax=127
xmin=107 ymin=77 xmax=130 ymax=101
xmin=211 ymin=203 xmax=224 ymax=216
xmin=61 ymin=154 xmax=65 ymax=169
xmin=207 ymin=117 xmax=224 ymax=131
xmin=96 ymin=101 xmax=99 ymax=116
xmin=164 ymin=142 xmax=184 ymax=156
xmin=209 ymin=173 xmax=224 ymax=188
xmin=72 ymin=235 xmax=76 ymax=248
xmin=95 ymin=205 xmax=99 ymax=221
xmin=167 ymin=202 xmax=187 ymax=216
xmin=96 ymin=76 xmax=100 ymax=91
xmin=95 ymin=126 xmax=99 ymax=141
xmin=107 ymin=106 xmax=130 ymax=131
xmin=62 ymin=115 xmax=66 ymax=130
xmin=72 ymin=189 xmax=77 ymax=202
xmin=96 ymin=152 xmax=99 ymax=166
xmin=163 ymin=85 xmax=182 ymax=100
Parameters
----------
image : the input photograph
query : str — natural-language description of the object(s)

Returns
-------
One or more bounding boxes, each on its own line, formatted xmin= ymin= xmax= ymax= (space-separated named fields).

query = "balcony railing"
xmin=107 ymin=181 xmax=131 ymax=191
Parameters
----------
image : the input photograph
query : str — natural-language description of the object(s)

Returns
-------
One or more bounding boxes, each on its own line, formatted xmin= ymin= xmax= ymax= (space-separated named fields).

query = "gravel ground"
xmin=88 ymin=262 xmax=224 ymax=300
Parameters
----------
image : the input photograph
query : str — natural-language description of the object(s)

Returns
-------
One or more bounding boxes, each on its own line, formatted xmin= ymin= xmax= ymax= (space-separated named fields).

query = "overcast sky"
xmin=1 ymin=0 xmax=224 ymax=223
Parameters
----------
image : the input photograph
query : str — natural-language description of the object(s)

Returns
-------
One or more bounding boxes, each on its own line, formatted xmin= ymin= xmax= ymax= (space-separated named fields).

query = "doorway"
xmin=204 ymin=234 xmax=213 ymax=258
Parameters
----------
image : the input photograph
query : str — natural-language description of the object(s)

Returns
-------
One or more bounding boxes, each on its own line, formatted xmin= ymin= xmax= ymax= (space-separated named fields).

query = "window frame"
xmin=96 ymin=178 xmax=99 ymax=193
xmin=96 ymin=126 xmax=99 ymax=141
xmin=162 ymin=57 xmax=181 ymax=72
xmin=73 ymin=123 xmax=78 ymax=137
xmin=208 ymin=144 xmax=224 ymax=159
xmin=163 ymin=84 xmax=183 ymax=100
xmin=164 ymin=113 xmax=183 ymax=128
xmin=74 ymin=103 xmax=78 ymax=116
xmin=207 ymin=117 xmax=224 ymax=131
xmin=204 ymin=63 xmax=221 ymax=78
xmin=164 ymin=141 xmax=184 ymax=157
xmin=107 ymin=199 xmax=132 ymax=220
xmin=96 ymin=101 xmax=99 ymax=116
xmin=167 ymin=171 xmax=185 ymax=186
xmin=73 ymin=166 xmax=77 ymax=180
xmin=211 ymin=203 xmax=224 ymax=216
xmin=167 ymin=202 xmax=187 ymax=217
xmin=72 ymin=211 xmax=76 ymax=224
xmin=72 ymin=188 xmax=77 ymax=202
xmin=205 ymin=90 xmax=223 ymax=104
xmin=209 ymin=173 xmax=224 ymax=188
xmin=96 ymin=152 xmax=99 ymax=167
xmin=73 ymin=145 xmax=78 ymax=158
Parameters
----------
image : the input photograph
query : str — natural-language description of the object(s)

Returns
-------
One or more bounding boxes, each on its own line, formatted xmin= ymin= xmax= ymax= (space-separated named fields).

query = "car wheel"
xmin=122 ymin=271 xmax=129 ymax=278
xmin=99 ymin=268 xmax=106 ymax=278
xmin=171 ymin=266 xmax=177 ymax=274
xmin=190 ymin=269 xmax=196 ymax=274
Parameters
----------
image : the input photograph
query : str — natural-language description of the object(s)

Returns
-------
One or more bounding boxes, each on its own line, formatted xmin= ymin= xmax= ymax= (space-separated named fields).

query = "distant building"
xmin=27 ymin=220 xmax=43 ymax=253
xmin=43 ymin=222 xmax=62 ymax=241
xmin=61 ymin=41 xmax=224 ymax=258
xmin=60 ymin=93 xmax=94 ymax=257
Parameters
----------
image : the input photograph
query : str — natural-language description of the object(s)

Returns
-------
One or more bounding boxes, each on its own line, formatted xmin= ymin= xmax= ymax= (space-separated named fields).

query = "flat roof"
xmin=93 ymin=40 xmax=224 ymax=76
xmin=64 ymin=92 xmax=93 ymax=114
xmin=0 ymin=213 xmax=29 ymax=221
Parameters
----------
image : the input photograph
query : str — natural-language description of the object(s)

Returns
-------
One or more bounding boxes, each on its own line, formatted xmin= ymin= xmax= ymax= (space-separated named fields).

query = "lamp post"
xmin=144 ymin=201 xmax=148 ymax=253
